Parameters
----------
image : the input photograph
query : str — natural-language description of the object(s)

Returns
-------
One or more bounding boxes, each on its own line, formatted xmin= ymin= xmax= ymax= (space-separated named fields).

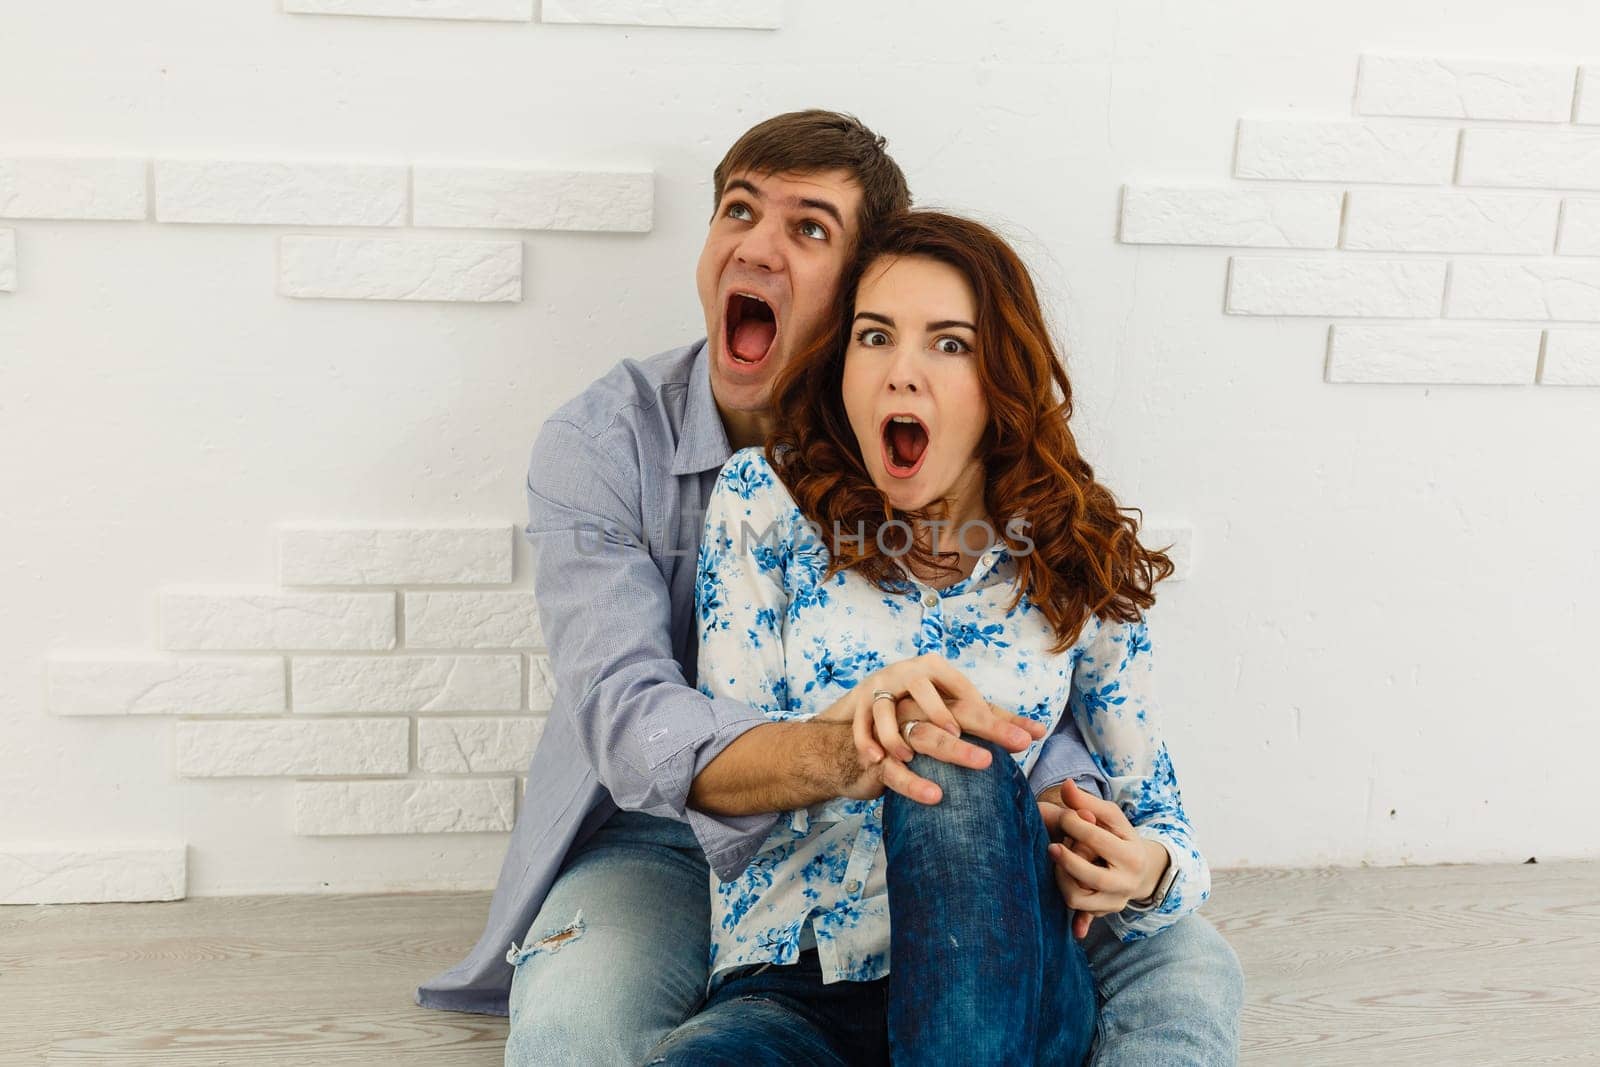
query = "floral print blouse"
xmin=695 ymin=448 xmax=1210 ymax=987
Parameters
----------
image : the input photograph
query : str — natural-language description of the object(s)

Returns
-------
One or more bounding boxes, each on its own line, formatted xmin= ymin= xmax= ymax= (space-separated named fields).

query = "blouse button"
xmin=845 ymin=879 xmax=862 ymax=895
xmin=921 ymin=592 xmax=938 ymax=609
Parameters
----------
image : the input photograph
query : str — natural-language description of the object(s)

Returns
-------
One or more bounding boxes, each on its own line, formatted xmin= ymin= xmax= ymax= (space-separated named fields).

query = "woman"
xmin=647 ymin=212 xmax=1208 ymax=1064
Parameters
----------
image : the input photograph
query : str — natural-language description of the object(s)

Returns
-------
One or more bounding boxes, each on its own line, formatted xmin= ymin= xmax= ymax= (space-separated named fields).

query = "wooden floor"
xmin=3 ymin=860 xmax=1596 ymax=1065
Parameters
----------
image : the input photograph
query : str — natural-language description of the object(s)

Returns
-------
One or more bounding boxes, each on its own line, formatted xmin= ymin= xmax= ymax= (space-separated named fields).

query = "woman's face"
xmin=841 ymin=254 xmax=989 ymax=517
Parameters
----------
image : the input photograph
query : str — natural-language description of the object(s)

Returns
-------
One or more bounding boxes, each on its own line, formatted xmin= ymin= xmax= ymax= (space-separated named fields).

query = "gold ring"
xmin=871 ymin=689 xmax=896 ymax=704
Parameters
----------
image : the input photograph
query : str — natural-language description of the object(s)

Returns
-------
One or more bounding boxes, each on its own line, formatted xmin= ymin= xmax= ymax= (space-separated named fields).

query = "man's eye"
xmin=935 ymin=336 xmax=971 ymax=355
xmin=727 ymin=203 xmax=753 ymax=222
xmin=856 ymin=328 xmax=890 ymax=346
xmin=799 ymin=220 xmax=828 ymax=241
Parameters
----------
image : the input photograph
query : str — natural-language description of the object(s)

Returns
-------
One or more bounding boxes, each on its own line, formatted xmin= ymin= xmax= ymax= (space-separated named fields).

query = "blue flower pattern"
xmin=696 ymin=449 xmax=1210 ymax=986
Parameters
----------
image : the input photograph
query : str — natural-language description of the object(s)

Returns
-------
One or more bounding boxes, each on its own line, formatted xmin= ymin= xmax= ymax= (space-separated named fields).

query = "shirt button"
xmin=979 ymin=553 xmax=994 ymax=568
xmin=845 ymin=879 xmax=862 ymax=895
xmin=921 ymin=592 xmax=938 ymax=608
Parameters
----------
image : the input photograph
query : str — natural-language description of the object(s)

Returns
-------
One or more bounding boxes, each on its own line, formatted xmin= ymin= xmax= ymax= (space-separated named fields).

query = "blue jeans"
xmin=643 ymin=736 xmax=1098 ymax=1064
xmin=506 ymin=797 xmax=1244 ymax=1067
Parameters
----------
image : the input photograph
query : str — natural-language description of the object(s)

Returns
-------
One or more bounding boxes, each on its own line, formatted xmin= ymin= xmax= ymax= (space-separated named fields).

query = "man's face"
xmin=696 ymin=168 xmax=864 ymax=420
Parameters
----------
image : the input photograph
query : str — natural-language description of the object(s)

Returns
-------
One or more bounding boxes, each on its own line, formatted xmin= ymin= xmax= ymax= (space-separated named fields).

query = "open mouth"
xmin=880 ymin=413 xmax=930 ymax=478
xmin=724 ymin=291 xmax=778 ymax=367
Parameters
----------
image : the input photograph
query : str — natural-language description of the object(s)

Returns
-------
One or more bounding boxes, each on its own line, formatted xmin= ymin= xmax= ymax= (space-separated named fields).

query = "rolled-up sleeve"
xmin=525 ymin=418 xmax=776 ymax=876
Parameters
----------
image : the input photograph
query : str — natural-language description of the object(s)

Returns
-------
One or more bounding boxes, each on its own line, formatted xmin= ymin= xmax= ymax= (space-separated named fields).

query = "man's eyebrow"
xmin=928 ymin=319 xmax=977 ymax=331
xmin=722 ymin=178 xmax=764 ymax=200
xmin=798 ymin=197 xmax=846 ymax=231
xmin=854 ymin=312 xmax=895 ymax=327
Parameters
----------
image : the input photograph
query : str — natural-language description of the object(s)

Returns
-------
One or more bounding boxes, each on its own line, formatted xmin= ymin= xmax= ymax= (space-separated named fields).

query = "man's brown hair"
xmin=712 ymin=109 xmax=912 ymax=240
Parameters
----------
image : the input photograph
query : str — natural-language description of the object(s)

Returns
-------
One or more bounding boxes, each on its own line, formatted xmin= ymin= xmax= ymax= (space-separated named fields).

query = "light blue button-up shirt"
xmin=415 ymin=340 xmax=1164 ymax=1016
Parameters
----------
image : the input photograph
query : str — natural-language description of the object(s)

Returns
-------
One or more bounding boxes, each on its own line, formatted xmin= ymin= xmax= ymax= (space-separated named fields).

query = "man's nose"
xmin=734 ymin=216 xmax=783 ymax=272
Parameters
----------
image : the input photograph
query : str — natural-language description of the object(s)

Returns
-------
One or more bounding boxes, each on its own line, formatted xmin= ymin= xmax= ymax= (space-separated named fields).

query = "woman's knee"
xmin=901 ymin=734 xmax=1024 ymax=811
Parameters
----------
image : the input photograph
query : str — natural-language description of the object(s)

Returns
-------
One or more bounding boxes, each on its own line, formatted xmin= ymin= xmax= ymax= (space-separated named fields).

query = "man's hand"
xmin=815 ymin=652 xmax=1045 ymax=805
xmin=1038 ymin=779 xmax=1170 ymax=939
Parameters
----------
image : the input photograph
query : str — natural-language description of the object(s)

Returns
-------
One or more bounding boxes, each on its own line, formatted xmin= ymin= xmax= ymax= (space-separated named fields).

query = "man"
xmin=416 ymin=110 xmax=1244 ymax=1065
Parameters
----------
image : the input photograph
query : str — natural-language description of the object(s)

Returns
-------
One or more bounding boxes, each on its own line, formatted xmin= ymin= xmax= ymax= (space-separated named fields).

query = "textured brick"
xmin=1326 ymin=326 xmax=1540 ymax=384
xmin=1458 ymin=129 xmax=1600 ymax=190
xmin=0 ymin=846 xmax=185 ymax=905
xmin=404 ymin=591 xmax=543 ymax=649
xmin=0 ymin=228 xmax=13 ymax=292
xmin=1356 ymin=55 xmax=1575 ymax=122
xmin=1557 ymin=199 xmax=1600 ymax=255
xmin=1226 ymin=257 xmax=1445 ymax=317
xmin=292 ymin=654 xmax=522 ymax=712
xmin=279 ymin=236 xmax=521 ymax=302
xmin=413 ymin=166 xmax=652 ymax=232
xmin=1447 ymin=260 xmax=1600 ymax=321
xmin=47 ymin=654 xmax=284 ymax=716
xmin=540 ymin=0 xmax=781 ymax=28
xmin=1234 ymin=120 xmax=1457 ymax=185
xmin=278 ymin=523 xmax=513 ymax=586
xmin=1343 ymin=191 xmax=1558 ymax=254
xmin=295 ymin=778 xmax=515 ymax=835
xmin=1577 ymin=67 xmax=1600 ymax=126
xmin=155 ymin=159 xmax=406 ymax=226
xmin=1139 ymin=525 xmax=1193 ymax=582
xmin=283 ymin=0 xmax=533 ymax=19
xmin=0 ymin=156 xmax=147 ymax=220
xmin=160 ymin=590 xmax=396 ymax=651
xmin=176 ymin=718 xmax=409 ymax=777
xmin=528 ymin=653 xmax=556 ymax=712
xmin=1119 ymin=186 xmax=1340 ymax=248
xmin=416 ymin=716 xmax=545 ymax=773
xmin=1540 ymin=331 xmax=1600 ymax=385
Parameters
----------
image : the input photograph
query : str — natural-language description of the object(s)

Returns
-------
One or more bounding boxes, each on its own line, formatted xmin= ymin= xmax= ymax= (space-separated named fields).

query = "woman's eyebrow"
xmin=854 ymin=311 xmax=895 ymax=327
xmin=928 ymin=319 xmax=976 ymax=331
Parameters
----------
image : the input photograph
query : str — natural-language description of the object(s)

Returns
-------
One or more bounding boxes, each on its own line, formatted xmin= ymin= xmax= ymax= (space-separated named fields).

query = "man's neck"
xmin=721 ymin=408 xmax=775 ymax=453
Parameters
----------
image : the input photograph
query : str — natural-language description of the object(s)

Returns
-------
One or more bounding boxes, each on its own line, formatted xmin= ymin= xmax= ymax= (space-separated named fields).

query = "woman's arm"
xmin=1066 ymin=614 xmax=1211 ymax=941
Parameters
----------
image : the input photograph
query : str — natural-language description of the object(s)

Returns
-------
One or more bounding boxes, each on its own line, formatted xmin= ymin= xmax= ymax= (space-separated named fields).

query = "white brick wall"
xmin=1457 ymin=128 xmax=1600 ymax=190
xmin=1326 ymin=326 xmax=1540 ymax=384
xmin=283 ymin=0 xmax=535 ymax=19
xmin=0 ymin=156 xmax=147 ymax=220
xmin=0 ymin=228 xmax=13 ymax=291
xmin=1557 ymin=199 xmax=1600 ymax=254
xmin=1226 ymin=257 xmax=1445 ymax=317
xmin=1355 ymin=55 xmax=1575 ymax=122
xmin=47 ymin=655 xmax=285 ymax=716
xmin=540 ymin=0 xmax=782 ymax=29
xmin=0 ymin=846 xmax=186 ymax=904
xmin=528 ymin=653 xmax=556 ymax=712
xmin=1342 ymin=191 xmax=1558 ymax=254
xmin=295 ymin=778 xmax=515 ymax=834
xmin=155 ymin=159 xmax=408 ymax=226
xmin=279 ymin=236 xmax=522 ymax=302
xmin=1578 ymin=67 xmax=1600 ymax=126
xmin=278 ymin=524 xmax=513 ymax=586
xmin=412 ymin=166 xmax=653 ymax=232
xmin=160 ymin=589 xmax=397 ymax=650
xmin=1448 ymin=260 xmax=1600 ymax=321
xmin=176 ymin=718 xmax=410 ymax=777
xmin=1234 ymin=120 xmax=1458 ymax=184
xmin=1540 ymin=330 xmax=1600 ymax=385
xmin=1120 ymin=186 xmax=1341 ymax=248
xmin=403 ymin=591 xmax=543 ymax=648
xmin=291 ymin=654 xmax=523 ymax=712
xmin=416 ymin=716 xmax=545 ymax=773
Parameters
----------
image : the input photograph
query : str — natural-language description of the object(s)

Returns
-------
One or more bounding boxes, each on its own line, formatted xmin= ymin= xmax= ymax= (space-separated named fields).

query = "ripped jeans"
xmin=641 ymin=737 xmax=1099 ymax=1065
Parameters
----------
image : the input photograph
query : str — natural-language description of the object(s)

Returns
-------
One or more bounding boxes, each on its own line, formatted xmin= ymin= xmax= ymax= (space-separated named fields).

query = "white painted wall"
xmin=2 ymin=0 xmax=1596 ymax=901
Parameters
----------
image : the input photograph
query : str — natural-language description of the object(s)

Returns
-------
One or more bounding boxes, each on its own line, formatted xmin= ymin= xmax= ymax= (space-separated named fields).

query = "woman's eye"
xmin=799 ymin=220 xmax=828 ymax=241
xmin=727 ymin=203 xmax=753 ymax=222
xmin=856 ymin=328 xmax=890 ymax=347
xmin=935 ymin=336 xmax=971 ymax=354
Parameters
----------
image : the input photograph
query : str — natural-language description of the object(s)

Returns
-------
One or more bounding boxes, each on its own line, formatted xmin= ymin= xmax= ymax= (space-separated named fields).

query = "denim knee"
xmin=886 ymin=734 xmax=1028 ymax=841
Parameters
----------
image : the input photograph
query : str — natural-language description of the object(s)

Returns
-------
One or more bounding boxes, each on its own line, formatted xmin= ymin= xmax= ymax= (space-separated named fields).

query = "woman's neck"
xmin=904 ymin=463 xmax=991 ymax=586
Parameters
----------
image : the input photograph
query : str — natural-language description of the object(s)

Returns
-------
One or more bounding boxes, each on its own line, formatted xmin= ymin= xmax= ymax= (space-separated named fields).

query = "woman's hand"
xmin=1038 ymin=779 xmax=1171 ymax=939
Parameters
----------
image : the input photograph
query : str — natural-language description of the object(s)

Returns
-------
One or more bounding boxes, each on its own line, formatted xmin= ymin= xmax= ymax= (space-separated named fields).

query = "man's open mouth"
xmin=725 ymin=292 xmax=778 ymax=367
xmin=881 ymin=413 xmax=930 ymax=478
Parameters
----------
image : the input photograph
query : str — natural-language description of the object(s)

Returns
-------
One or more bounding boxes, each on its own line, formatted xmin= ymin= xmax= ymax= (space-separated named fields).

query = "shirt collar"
xmin=671 ymin=338 xmax=735 ymax=476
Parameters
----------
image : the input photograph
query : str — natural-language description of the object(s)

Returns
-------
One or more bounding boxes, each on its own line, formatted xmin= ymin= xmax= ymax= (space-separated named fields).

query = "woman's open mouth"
xmin=880 ymin=413 xmax=930 ymax=478
xmin=724 ymin=292 xmax=778 ymax=368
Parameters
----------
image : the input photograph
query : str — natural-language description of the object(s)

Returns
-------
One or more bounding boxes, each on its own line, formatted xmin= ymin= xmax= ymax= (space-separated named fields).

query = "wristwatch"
xmin=1123 ymin=837 xmax=1181 ymax=913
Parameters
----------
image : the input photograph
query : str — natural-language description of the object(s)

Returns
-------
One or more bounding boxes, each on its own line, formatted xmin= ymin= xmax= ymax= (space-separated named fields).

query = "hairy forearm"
xmin=688 ymin=719 xmax=859 ymax=816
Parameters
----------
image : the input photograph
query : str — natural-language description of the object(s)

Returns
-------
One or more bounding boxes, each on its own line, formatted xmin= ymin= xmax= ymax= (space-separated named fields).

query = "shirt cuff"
xmin=680 ymin=699 xmax=781 ymax=882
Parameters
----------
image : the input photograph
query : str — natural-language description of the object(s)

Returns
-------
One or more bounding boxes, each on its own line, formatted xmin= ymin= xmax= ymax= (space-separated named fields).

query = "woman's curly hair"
xmin=766 ymin=210 xmax=1173 ymax=653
